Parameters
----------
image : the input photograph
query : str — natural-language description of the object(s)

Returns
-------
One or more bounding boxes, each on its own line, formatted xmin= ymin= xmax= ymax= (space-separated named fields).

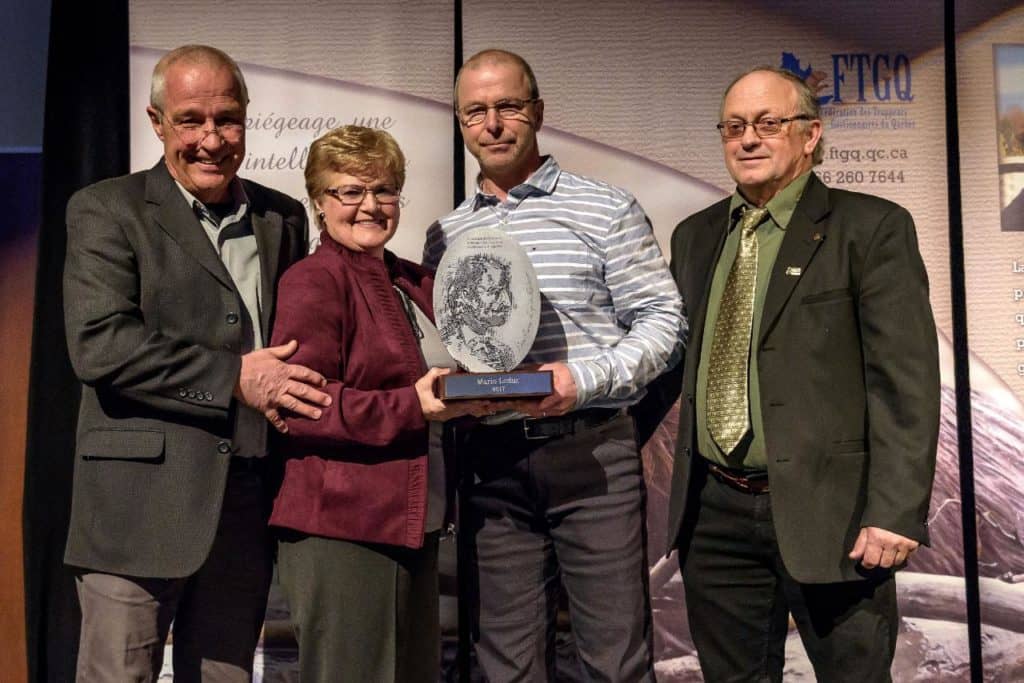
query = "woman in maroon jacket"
xmin=269 ymin=125 xmax=491 ymax=682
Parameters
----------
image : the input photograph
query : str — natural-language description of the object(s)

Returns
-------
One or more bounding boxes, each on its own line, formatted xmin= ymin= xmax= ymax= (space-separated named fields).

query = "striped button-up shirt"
xmin=423 ymin=156 xmax=685 ymax=409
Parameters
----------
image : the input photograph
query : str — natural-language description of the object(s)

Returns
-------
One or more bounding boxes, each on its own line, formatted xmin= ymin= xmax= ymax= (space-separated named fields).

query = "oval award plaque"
xmin=433 ymin=228 xmax=551 ymax=399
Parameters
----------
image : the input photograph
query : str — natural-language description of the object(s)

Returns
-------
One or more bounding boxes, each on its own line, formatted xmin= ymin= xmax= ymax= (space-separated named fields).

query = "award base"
xmin=437 ymin=370 xmax=554 ymax=400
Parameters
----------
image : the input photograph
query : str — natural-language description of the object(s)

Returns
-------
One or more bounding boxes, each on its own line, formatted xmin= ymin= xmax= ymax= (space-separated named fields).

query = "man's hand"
xmin=848 ymin=526 xmax=920 ymax=569
xmin=536 ymin=362 xmax=578 ymax=416
xmin=507 ymin=362 xmax=578 ymax=418
xmin=234 ymin=340 xmax=331 ymax=433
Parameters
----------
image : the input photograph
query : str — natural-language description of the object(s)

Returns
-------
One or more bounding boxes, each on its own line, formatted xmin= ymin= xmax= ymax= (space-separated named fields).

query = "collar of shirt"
xmin=729 ymin=170 xmax=812 ymax=231
xmin=471 ymin=155 xmax=560 ymax=210
xmin=174 ymin=177 xmax=250 ymax=229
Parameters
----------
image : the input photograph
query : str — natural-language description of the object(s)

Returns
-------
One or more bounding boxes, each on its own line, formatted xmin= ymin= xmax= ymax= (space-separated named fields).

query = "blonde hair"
xmin=305 ymin=125 xmax=407 ymax=216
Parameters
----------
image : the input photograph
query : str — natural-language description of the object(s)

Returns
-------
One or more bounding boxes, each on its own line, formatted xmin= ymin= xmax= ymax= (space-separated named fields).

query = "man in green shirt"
xmin=666 ymin=67 xmax=939 ymax=682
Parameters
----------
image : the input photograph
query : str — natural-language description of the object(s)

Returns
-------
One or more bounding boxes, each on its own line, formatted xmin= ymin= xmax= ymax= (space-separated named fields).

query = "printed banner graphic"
xmin=126 ymin=1 xmax=1024 ymax=680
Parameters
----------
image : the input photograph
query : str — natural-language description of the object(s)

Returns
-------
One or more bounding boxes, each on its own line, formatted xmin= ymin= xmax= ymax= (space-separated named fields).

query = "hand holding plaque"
xmin=434 ymin=228 xmax=554 ymax=400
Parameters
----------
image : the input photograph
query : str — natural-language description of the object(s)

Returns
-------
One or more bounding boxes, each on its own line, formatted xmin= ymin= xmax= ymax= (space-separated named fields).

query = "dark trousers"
xmin=681 ymin=469 xmax=898 ymax=683
xmin=277 ymin=531 xmax=441 ymax=683
xmin=461 ymin=413 xmax=654 ymax=682
xmin=74 ymin=468 xmax=273 ymax=683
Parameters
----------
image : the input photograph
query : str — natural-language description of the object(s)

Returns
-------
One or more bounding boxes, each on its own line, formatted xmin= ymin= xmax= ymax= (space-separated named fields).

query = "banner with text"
xmin=128 ymin=1 xmax=1024 ymax=680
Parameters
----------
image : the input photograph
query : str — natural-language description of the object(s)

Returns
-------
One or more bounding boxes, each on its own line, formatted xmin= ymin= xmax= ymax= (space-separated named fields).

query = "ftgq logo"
xmin=782 ymin=52 xmax=913 ymax=105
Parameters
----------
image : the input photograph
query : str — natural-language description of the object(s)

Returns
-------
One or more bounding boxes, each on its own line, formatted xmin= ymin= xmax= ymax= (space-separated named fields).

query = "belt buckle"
xmin=523 ymin=418 xmax=546 ymax=440
xmin=707 ymin=462 xmax=769 ymax=494
xmin=523 ymin=417 xmax=561 ymax=440
xmin=733 ymin=475 xmax=753 ymax=493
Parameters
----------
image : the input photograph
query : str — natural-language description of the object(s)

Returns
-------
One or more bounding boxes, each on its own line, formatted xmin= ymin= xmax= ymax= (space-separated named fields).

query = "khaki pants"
xmin=74 ymin=469 xmax=273 ymax=683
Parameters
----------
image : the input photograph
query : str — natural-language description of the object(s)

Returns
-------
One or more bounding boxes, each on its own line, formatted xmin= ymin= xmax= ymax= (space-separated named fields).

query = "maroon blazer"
xmin=269 ymin=233 xmax=434 ymax=549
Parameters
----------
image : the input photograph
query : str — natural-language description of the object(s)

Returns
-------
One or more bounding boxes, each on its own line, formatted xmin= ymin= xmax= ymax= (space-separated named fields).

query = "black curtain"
xmin=23 ymin=0 xmax=129 ymax=679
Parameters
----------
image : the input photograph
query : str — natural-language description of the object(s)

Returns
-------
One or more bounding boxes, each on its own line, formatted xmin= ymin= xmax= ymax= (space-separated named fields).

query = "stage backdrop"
xmin=129 ymin=0 xmax=456 ymax=258
xmin=954 ymin=9 xmax=1024 ymax=680
xmin=459 ymin=2 xmax=967 ymax=679
xmin=122 ymin=0 xmax=1024 ymax=680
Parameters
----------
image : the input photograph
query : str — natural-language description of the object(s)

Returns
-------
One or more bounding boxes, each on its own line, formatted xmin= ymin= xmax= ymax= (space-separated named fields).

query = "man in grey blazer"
xmin=63 ymin=45 xmax=330 ymax=682
xmin=667 ymin=67 xmax=939 ymax=681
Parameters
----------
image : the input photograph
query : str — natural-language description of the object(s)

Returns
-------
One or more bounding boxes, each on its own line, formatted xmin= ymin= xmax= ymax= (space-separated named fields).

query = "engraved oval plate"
xmin=434 ymin=228 xmax=540 ymax=373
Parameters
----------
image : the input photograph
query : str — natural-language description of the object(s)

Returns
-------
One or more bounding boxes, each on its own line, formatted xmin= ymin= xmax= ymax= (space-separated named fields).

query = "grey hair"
xmin=150 ymin=45 xmax=248 ymax=112
xmin=721 ymin=65 xmax=824 ymax=165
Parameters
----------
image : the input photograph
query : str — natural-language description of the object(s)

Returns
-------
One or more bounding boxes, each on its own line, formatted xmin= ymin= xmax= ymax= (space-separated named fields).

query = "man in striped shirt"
xmin=423 ymin=49 xmax=685 ymax=682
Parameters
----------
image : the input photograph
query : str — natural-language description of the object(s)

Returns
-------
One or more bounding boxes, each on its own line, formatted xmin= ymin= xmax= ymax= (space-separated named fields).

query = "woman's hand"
xmin=415 ymin=367 xmax=497 ymax=421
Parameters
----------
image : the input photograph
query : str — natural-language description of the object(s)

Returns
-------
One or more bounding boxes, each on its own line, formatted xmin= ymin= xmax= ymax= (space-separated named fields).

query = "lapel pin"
xmin=812 ymin=232 xmax=823 ymax=241
xmin=785 ymin=266 xmax=802 ymax=276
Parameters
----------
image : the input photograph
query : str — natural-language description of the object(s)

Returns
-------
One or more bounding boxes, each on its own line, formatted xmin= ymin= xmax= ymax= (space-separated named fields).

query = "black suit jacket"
xmin=63 ymin=160 xmax=307 ymax=578
xmin=666 ymin=173 xmax=940 ymax=583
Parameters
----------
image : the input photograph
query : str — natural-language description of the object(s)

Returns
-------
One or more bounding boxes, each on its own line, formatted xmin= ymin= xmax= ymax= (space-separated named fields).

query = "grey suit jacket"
xmin=63 ymin=160 xmax=307 ymax=578
xmin=666 ymin=173 xmax=940 ymax=583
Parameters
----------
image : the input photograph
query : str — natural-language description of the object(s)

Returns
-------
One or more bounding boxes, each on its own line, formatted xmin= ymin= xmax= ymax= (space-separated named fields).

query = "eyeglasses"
xmin=323 ymin=185 xmax=401 ymax=206
xmin=158 ymin=111 xmax=245 ymax=145
xmin=716 ymin=115 xmax=811 ymax=139
xmin=457 ymin=98 xmax=539 ymax=127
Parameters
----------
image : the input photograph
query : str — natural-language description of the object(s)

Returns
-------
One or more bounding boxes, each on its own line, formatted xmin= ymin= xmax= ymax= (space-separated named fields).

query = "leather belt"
xmin=479 ymin=407 xmax=621 ymax=441
xmin=705 ymin=460 xmax=770 ymax=494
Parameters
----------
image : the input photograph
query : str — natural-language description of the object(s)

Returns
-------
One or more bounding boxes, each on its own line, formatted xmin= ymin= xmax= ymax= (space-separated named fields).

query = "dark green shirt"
xmin=696 ymin=172 xmax=811 ymax=470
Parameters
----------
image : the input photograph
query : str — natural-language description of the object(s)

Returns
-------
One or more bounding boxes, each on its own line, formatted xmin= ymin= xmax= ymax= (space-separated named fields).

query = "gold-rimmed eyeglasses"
xmin=716 ymin=115 xmax=811 ymax=140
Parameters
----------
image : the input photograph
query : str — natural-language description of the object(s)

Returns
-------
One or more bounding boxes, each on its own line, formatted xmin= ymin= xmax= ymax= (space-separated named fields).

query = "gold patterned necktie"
xmin=706 ymin=205 xmax=768 ymax=454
